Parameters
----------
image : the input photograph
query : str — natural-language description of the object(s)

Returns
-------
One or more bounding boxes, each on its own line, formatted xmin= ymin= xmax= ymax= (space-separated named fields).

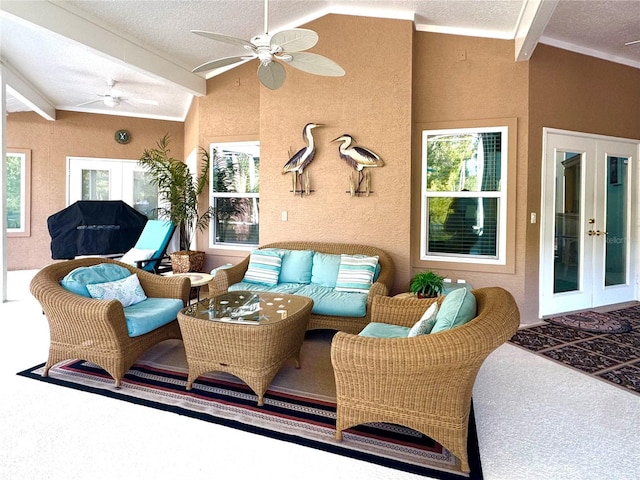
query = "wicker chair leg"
xmin=335 ymin=430 xmax=343 ymax=441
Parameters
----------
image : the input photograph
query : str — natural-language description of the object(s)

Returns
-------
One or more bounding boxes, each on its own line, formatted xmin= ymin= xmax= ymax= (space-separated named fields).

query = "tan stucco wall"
xmin=411 ymin=32 xmax=530 ymax=311
xmin=6 ymin=110 xmax=183 ymax=270
xmin=525 ymin=44 xmax=640 ymax=319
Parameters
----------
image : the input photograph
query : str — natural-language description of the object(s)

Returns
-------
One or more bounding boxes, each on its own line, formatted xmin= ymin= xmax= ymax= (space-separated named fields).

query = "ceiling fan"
xmin=77 ymin=78 xmax=158 ymax=108
xmin=191 ymin=0 xmax=345 ymax=90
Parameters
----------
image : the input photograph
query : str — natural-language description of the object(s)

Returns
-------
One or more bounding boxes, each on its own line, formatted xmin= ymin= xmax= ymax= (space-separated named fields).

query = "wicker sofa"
xmin=30 ymin=257 xmax=190 ymax=387
xmin=208 ymin=241 xmax=395 ymax=334
xmin=330 ymin=287 xmax=520 ymax=473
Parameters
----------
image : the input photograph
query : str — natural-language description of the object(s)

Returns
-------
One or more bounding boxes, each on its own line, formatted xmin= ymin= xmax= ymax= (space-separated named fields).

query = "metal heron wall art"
xmin=332 ymin=134 xmax=385 ymax=196
xmin=282 ymin=123 xmax=322 ymax=196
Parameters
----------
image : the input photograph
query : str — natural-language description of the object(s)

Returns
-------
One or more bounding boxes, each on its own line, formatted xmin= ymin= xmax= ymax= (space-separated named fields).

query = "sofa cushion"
xmin=262 ymin=249 xmax=314 ymax=284
xmin=408 ymin=302 xmax=439 ymax=337
xmin=430 ymin=287 xmax=477 ymax=334
xmin=295 ymin=284 xmax=368 ymax=317
xmin=123 ymin=297 xmax=184 ymax=337
xmin=359 ymin=323 xmax=411 ymax=338
xmin=335 ymin=254 xmax=379 ymax=293
xmin=310 ymin=252 xmax=341 ymax=287
xmin=243 ymin=250 xmax=282 ymax=286
xmin=86 ymin=274 xmax=147 ymax=308
xmin=229 ymin=282 xmax=306 ymax=295
xmin=60 ymin=263 xmax=132 ymax=297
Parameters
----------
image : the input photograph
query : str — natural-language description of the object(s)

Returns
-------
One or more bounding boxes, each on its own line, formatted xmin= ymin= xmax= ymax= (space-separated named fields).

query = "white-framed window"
xmin=67 ymin=157 xmax=158 ymax=218
xmin=420 ymin=126 xmax=508 ymax=265
xmin=6 ymin=148 xmax=31 ymax=237
xmin=210 ymin=141 xmax=260 ymax=248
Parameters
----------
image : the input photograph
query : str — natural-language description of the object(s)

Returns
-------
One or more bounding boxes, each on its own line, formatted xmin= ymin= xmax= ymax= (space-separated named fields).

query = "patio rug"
xmin=17 ymin=331 xmax=482 ymax=479
xmin=509 ymin=305 xmax=640 ymax=396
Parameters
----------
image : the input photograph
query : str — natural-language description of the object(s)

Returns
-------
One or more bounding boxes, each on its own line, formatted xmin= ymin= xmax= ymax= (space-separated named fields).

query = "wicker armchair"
xmin=208 ymin=241 xmax=395 ymax=334
xmin=30 ymin=258 xmax=190 ymax=387
xmin=330 ymin=287 xmax=520 ymax=473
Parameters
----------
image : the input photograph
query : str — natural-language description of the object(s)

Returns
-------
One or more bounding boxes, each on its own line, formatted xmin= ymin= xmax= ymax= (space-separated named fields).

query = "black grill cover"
xmin=48 ymin=201 xmax=147 ymax=260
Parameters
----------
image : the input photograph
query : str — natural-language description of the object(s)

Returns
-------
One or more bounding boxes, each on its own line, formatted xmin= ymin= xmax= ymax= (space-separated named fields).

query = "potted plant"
xmin=409 ymin=270 xmax=445 ymax=298
xmin=138 ymin=134 xmax=214 ymax=273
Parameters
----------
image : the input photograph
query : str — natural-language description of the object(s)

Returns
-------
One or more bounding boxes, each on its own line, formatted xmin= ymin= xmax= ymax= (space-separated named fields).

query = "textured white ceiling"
xmin=2 ymin=0 xmax=639 ymax=121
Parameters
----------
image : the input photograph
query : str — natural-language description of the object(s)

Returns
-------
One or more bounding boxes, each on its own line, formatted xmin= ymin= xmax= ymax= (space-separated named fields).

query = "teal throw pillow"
xmin=335 ymin=254 xmax=379 ymax=294
xmin=243 ymin=251 xmax=282 ymax=286
xmin=272 ymin=249 xmax=314 ymax=284
xmin=60 ymin=263 xmax=132 ymax=297
xmin=310 ymin=253 xmax=342 ymax=287
xmin=86 ymin=274 xmax=147 ymax=308
xmin=407 ymin=302 xmax=439 ymax=337
xmin=430 ymin=287 xmax=476 ymax=334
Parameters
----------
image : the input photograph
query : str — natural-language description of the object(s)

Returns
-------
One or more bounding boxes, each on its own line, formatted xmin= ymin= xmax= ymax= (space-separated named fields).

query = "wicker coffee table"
xmin=177 ymin=291 xmax=313 ymax=406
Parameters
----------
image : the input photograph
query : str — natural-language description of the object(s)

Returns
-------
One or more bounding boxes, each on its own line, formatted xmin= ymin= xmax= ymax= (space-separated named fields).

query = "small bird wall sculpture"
xmin=332 ymin=134 xmax=385 ymax=196
xmin=282 ymin=123 xmax=322 ymax=196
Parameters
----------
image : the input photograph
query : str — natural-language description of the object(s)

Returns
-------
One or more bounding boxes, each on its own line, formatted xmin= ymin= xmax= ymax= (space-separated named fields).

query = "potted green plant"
xmin=138 ymin=134 xmax=214 ymax=273
xmin=409 ymin=270 xmax=445 ymax=298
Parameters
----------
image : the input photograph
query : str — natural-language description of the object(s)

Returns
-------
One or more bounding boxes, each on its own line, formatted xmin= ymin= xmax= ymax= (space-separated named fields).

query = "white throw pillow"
xmin=120 ymin=248 xmax=157 ymax=266
xmin=86 ymin=274 xmax=147 ymax=308
xmin=407 ymin=303 xmax=439 ymax=337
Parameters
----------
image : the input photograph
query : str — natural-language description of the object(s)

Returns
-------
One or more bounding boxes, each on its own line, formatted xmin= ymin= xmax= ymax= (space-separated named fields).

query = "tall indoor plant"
xmin=139 ymin=134 xmax=214 ymax=272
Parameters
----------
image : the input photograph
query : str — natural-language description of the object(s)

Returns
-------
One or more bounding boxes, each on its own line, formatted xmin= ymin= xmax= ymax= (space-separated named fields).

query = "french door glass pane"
xmin=554 ymin=151 xmax=581 ymax=293
xmin=133 ymin=171 xmax=158 ymax=219
xmin=81 ymin=169 xmax=109 ymax=200
xmin=605 ymin=156 xmax=627 ymax=286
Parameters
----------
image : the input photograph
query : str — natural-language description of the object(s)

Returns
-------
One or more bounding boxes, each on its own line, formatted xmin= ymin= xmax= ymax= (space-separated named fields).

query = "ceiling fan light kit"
xmin=192 ymin=0 xmax=344 ymax=90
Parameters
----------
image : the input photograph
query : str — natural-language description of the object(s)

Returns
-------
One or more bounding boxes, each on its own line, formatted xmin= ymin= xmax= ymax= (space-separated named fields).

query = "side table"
xmin=166 ymin=272 xmax=213 ymax=303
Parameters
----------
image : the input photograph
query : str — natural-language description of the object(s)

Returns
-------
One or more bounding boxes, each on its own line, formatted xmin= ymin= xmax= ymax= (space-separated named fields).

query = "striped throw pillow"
xmin=335 ymin=254 xmax=379 ymax=293
xmin=243 ymin=251 xmax=282 ymax=286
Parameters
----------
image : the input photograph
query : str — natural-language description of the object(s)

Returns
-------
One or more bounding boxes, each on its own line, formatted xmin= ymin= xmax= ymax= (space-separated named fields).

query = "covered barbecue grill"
xmin=48 ymin=200 xmax=148 ymax=260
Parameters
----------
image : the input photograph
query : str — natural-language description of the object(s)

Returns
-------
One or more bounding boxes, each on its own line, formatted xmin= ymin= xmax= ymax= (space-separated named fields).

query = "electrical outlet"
xmin=281 ymin=211 xmax=288 ymax=221
xmin=457 ymin=49 xmax=467 ymax=61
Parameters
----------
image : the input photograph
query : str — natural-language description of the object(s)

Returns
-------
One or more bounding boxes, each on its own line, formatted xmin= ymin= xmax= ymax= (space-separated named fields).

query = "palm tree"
xmin=138 ymin=134 xmax=213 ymax=252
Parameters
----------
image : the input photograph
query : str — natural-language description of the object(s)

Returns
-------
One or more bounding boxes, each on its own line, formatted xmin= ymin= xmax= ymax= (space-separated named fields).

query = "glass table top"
xmin=181 ymin=290 xmax=310 ymax=325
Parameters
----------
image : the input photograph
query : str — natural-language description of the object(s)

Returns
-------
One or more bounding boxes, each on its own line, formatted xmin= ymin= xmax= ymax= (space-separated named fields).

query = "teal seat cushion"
xmin=123 ymin=297 xmax=183 ymax=337
xmin=229 ymin=282 xmax=306 ymax=294
xmin=60 ymin=263 xmax=132 ymax=297
xmin=295 ymin=284 xmax=367 ymax=317
xmin=430 ymin=287 xmax=477 ymax=334
xmin=310 ymin=253 xmax=341 ymax=288
xmin=359 ymin=322 xmax=411 ymax=338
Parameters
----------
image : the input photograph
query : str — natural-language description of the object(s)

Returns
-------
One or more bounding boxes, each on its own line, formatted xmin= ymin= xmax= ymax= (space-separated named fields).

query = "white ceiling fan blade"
xmin=76 ymin=98 xmax=103 ymax=107
xmin=128 ymin=98 xmax=159 ymax=106
xmin=257 ymin=61 xmax=286 ymax=90
xmin=191 ymin=30 xmax=256 ymax=51
xmin=193 ymin=55 xmax=253 ymax=73
xmin=283 ymin=52 xmax=345 ymax=77
xmin=271 ymin=29 xmax=318 ymax=53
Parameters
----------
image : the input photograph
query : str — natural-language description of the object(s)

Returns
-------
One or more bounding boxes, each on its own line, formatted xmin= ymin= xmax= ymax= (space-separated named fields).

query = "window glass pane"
xmin=427 ymin=197 xmax=498 ymax=256
xmin=6 ymin=154 xmax=23 ymax=229
xmin=213 ymin=149 xmax=259 ymax=193
xmin=211 ymin=142 xmax=260 ymax=247
xmin=81 ymin=169 xmax=109 ymax=200
xmin=213 ymin=197 xmax=259 ymax=245
xmin=133 ymin=171 xmax=158 ymax=219
xmin=426 ymin=132 xmax=501 ymax=193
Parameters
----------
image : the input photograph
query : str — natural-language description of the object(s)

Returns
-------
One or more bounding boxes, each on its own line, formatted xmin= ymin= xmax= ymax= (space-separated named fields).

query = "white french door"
xmin=67 ymin=157 xmax=158 ymax=218
xmin=540 ymin=129 xmax=639 ymax=317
